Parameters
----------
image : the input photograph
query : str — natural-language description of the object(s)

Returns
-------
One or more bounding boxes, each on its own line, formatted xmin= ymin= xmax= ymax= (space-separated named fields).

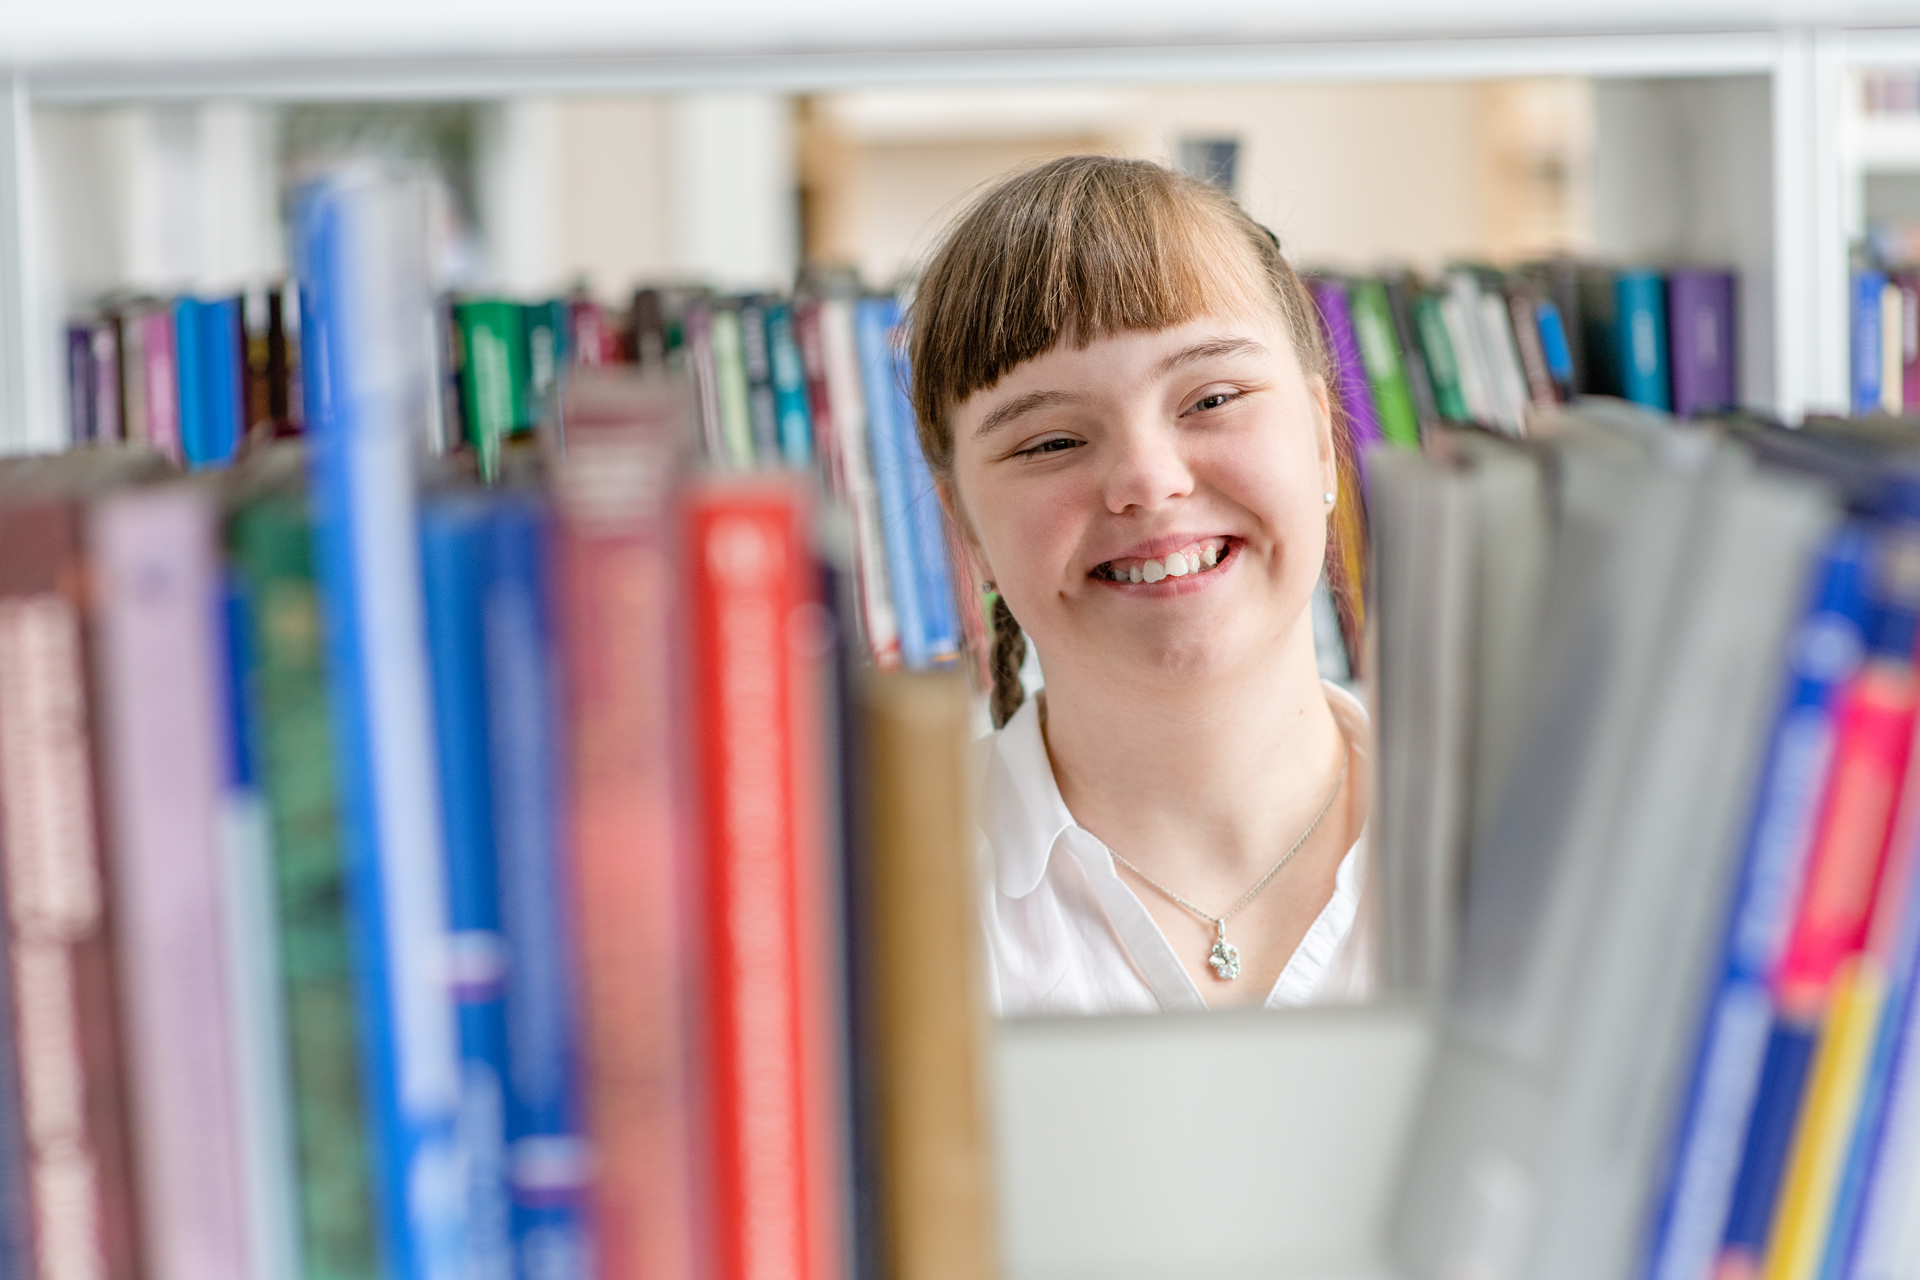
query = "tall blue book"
xmin=1639 ymin=523 xmax=1873 ymax=1280
xmin=294 ymin=172 xmax=467 ymax=1280
xmin=856 ymin=296 xmax=931 ymax=668
xmin=419 ymin=494 xmax=514 ymax=1280
xmin=174 ymin=296 xmax=208 ymax=465
xmin=1855 ymin=270 xmax=1890 ymax=417
xmin=200 ymin=296 xmax=245 ymax=466
xmin=767 ymin=301 xmax=815 ymax=466
xmin=1616 ymin=270 xmax=1672 ymax=412
xmin=485 ymin=497 xmax=589 ymax=1280
xmin=887 ymin=338 xmax=960 ymax=665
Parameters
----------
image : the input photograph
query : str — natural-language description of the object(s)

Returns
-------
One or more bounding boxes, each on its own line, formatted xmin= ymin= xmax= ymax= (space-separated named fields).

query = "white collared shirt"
xmin=976 ymin=681 xmax=1374 ymax=1017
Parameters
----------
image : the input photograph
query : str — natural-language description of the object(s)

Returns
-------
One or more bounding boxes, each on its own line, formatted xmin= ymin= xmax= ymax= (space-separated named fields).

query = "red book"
xmin=793 ymin=299 xmax=842 ymax=496
xmin=1775 ymin=660 xmax=1920 ymax=1017
xmin=0 ymin=466 xmax=158 ymax=1280
xmin=554 ymin=371 xmax=697 ymax=1280
xmin=685 ymin=475 xmax=845 ymax=1280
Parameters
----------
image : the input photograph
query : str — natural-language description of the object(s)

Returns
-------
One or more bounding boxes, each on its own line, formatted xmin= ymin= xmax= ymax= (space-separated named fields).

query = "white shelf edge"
xmin=15 ymin=30 xmax=1787 ymax=105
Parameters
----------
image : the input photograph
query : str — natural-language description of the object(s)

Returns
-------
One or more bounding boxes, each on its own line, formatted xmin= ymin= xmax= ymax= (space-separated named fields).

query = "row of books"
xmin=1376 ymin=404 xmax=1920 ymax=1280
xmin=8 ymin=172 xmax=995 ymax=1280
xmin=1308 ymin=261 xmax=1741 ymax=455
xmin=1849 ymin=268 xmax=1920 ymax=418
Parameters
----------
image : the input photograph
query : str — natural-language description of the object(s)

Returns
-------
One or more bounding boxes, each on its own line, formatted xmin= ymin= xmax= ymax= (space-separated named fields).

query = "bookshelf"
xmin=2 ymin=12 xmax=1917 ymax=1280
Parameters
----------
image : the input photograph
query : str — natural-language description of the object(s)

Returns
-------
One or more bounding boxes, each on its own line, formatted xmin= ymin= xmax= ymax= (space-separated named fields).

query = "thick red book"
xmin=0 ymin=463 xmax=160 ymax=1280
xmin=684 ymin=475 xmax=846 ymax=1280
xmin=553 ymin=371 xmax=697 ymax=1280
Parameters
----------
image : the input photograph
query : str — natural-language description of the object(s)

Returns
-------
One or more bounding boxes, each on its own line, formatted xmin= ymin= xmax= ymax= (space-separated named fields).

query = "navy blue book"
xmin=1617 ymin=270 xmax=1672 ymax=412
xmin=294 ymin=172 xmax=467 ymax=1280
xmin=856 ymin=296 xmax=930 ymax=668
xmin=484 ymin=495 xmax=589 ymax=1280
xmin=419 ymin=493 xmax=514 ymax=1280
xmin=886 ymin=337 xmax=960 ymax=666
xmin=1639 ymin=524 xmax=1873 ymax=1280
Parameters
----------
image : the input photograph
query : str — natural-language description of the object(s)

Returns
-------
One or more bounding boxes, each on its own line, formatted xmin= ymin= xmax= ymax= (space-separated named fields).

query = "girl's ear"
xmin=934 ymin=477 xmax=996 ymax=585
xmin=1310 ymin=377 xmax=1338 ymax=498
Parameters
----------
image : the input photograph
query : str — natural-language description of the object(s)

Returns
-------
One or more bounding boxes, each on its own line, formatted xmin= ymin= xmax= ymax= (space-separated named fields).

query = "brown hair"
xmin=905 ymin=154 xmax=1353 ymax=726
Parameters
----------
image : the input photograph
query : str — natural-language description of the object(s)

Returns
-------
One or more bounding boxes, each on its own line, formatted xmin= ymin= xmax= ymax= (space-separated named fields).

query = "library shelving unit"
xmin=0 ymin=7 xmax=1915 ymax=1279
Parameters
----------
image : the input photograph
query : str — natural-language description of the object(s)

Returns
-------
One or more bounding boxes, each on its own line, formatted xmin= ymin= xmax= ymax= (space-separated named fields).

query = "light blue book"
xmin=173 ymin=296 xmax=209 ymax=466
xmin=767 ymin=301 xmax=815 ymax=466
xmin=886 ymin=338 xmax=960 ymax=665
xmin=294 ymin=172 xmax=467 ymax=1280
xmin=485 ymin=497 xmax=590 ymax=1280
xmin=856 ymin=296 xmax=930 ymax=668
xmin=419 ymin=494 xmax=514 ymax=1280
xmin=1855 ymin=270 xmax=1889 ymax=418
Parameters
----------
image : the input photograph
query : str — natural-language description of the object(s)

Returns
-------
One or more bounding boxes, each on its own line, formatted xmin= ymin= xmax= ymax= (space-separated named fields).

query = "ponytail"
xmin=989 ymin=593 xmax=1027 ymax=730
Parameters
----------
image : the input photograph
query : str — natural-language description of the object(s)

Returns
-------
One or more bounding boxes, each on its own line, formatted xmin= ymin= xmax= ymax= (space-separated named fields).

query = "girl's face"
xmin=948 ymin=308 xmax=1337 ymax=690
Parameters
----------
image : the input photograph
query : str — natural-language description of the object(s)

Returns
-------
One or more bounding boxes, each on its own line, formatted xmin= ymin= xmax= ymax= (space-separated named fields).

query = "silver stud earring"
xmin=1324 ymin=491 xmax=1336 ymax=505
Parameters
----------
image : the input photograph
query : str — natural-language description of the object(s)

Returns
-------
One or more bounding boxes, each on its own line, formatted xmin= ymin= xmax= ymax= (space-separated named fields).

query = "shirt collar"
xmin=981 ymin=691 xmax=1076 ymax=900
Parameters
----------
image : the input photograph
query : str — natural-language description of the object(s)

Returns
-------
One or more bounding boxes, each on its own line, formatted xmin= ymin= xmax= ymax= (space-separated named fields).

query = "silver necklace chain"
xmin=1107 ymin=752 xmax=1350 ymax=980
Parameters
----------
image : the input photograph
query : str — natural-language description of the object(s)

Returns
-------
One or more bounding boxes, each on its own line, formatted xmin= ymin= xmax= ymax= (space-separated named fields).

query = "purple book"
xmin=1668 ymin=269 xmax=1737 ymax=418
xmin=67 ymin=323 xmax=95 ymax=445
xmin=1311 ymin=279 xmax=1384 ymax=467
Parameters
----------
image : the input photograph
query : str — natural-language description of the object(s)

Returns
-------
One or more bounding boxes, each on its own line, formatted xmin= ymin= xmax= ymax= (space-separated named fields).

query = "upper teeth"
xmin=1106 ymin=539 xmax=1228 ymax=584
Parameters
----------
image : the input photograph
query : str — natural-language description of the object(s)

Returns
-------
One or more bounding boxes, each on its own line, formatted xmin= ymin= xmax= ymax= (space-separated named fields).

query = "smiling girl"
xmin=908 ymin=155 xmax=1371 ymax=1015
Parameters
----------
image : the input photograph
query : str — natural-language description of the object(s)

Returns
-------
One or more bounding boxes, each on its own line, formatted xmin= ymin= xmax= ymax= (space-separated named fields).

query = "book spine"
xmin=1412 ymin=292 xmax=1471 ymax=422
xmin=1347 ymin=279 xmax=1422 ymax=449
xmin=484 ymin=499 xmax=588 ymax=1280
xmin=230 ymin=495 xmax=382 ymax=1280
xmin=821 ymin=298 xmax=901 ymax=669
xmin=1533 ymin=297 xmax=1578 ymax=401
xmin=1381 ymin=276 xmax=1442 ymax=428
xmin=794 ymin=299 xmax=839 ymax=485
xmin=1760 ymin=959 xmax=1887 ymax=1280
xmin=683 ymin=303 xmax=729 ymax=466
xmin=296 ymin=174 xmax=465 ymax=1280
xmin=90 ymin=486 xmax=251 ymax=1280
xmin=1900 ymin=275 xmax=1920 ymax=414
xmin=566 ymin=298 xmax=611 ymax=369
xmin=1724 ymin=1024 xmax=1823 ymax=1272
xmin=1505 ymin=291 xmax=1559 ymax=411
xmin=888 ymin=340 xmax=960 ymax=666
xmin=1473 ymin=287 xmax=1531 ymax=434
xmin=202 ymin=298 xmax=245 ymax=466
xmin=1311 ymin=279 xmax=1384 ymax=460
xmin=174 ymin=297 xmax=208 ymax=467
xmin=144 ymin=306 xmax=181 ymax=463
xmin=1437 ymin=289 xmax=1495 ymax=427
xmin=120 ymin=312 xmax=149 ymax=448
xmin=856 ymin=297 xmax=929 ymax=670
xmin=1882 ymin=284 xmax=1905 ymax=416
xmin=686 ymin=476 xmax=843 ymax=1280
xmin=457 ymin=301 xmax=529 ymax=483
xmin=91 ymin=323 xmax=122 ymax=445
xmin=0 ymin=535 xmax=145 ymax=1280
xmin=1854 ymin=271 xmax=1887 ymax=417
xmin=1670 ymin=269 xmax=1739 ymax=419
xmin=1644 ymin=526 xmax=1873 ymax=1280
xmin=66 ymin=324 xmax=94 ymax=446
xmin=554 ymin=377 xmax=695 ymax=1280
xmin=522 ymin=301 xmax=564 ymax=430
xmin=768 ymin=302 xmax=816 ymax=466
xmin=1577 ymin=263 xmax=1622 ymax=396
xmin=740 ymin=299 xmax=781 ymax=463
xmin=418 ymin=498 xmax=514 ymax=1280
xmin=1617 ymin=270 xmax=1673 ymax=412
xmin=1838 ymin=923 xmax=1920 ymax=1278
xmin=710 ymin=305 xmax=758 ymax=469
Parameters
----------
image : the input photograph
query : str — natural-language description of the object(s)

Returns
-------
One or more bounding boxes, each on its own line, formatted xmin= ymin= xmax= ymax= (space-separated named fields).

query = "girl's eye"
xmin=1189 ymin=390 xmax=1238 ymax=414
xmin=1017 ymin=437 xmax=1080 ymax=458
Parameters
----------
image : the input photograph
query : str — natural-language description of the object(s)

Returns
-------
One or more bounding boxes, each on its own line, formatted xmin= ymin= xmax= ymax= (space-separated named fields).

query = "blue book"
xmin=174 ymin=296 xmax=209 ymax=466
xmin=485 ymin=497 xmax=590 ymax=1280
xmin=1535 ymin=297 xmax=1576 ymax=396
xmin=1837 ymin=885 xmax=1920 ymax=1279
xmin=1855 ymin=270 xmax=1889 ymax=417
xmin=419 ymin=495 xmax=514 ymax=1280
xmin=199 ymin=296 xmax=245 ymax=467
xmin=767 ymin=301 xmax=815 ymax=466
xmin=1640 ymin=524 xmax=1873 ymax=1280
xmin=856 ymin=296 xmax=930 ymax=668
xmin=294 ymin=173 xmax=467 ymax=1280
xmin=887 ymin=339 xmax=960 ymax=665
xmin=1617 ymin=270 xmax=1671 ymax=411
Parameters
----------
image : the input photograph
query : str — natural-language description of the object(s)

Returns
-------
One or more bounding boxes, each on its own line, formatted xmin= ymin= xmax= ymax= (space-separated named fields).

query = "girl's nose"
xmin=1104 ymin=425 xmax=1195 ymax=514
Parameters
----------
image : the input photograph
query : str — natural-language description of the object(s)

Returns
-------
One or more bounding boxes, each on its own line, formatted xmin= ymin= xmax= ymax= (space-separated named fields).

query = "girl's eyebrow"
xmin=974 ymin=389 xmax=1080 ymax=439
xmin=1152 ymin=336 xmax=1271 ymax=376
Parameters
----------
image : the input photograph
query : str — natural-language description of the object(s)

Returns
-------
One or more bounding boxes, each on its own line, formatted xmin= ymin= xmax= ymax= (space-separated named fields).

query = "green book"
xmin=522 ymin=299 xmax=567 ymax=430
xmin=454 ymin=299 xmax=529 ymax=481
xmin=230 ymin=494 xmax=380 ymax=1280
xmin=1412 ymin=292 xmax=1471 ymax=423
xmin=1347 ymin=279 xmax=1422 ymax=449
xmin=708 ymin=303 xmax=757 ymax=468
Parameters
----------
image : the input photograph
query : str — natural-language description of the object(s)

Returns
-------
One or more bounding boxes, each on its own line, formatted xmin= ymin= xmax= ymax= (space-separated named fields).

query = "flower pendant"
xmin=1208 ymin=921 xmax=1241 ymax=981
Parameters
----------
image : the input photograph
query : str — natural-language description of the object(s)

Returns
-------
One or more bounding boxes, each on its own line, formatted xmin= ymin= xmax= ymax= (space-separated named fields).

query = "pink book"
xmin=140 ymin=309 xmax=181 ymax=463
xmin=90 ymin=486 xmax=250 ymax=1280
